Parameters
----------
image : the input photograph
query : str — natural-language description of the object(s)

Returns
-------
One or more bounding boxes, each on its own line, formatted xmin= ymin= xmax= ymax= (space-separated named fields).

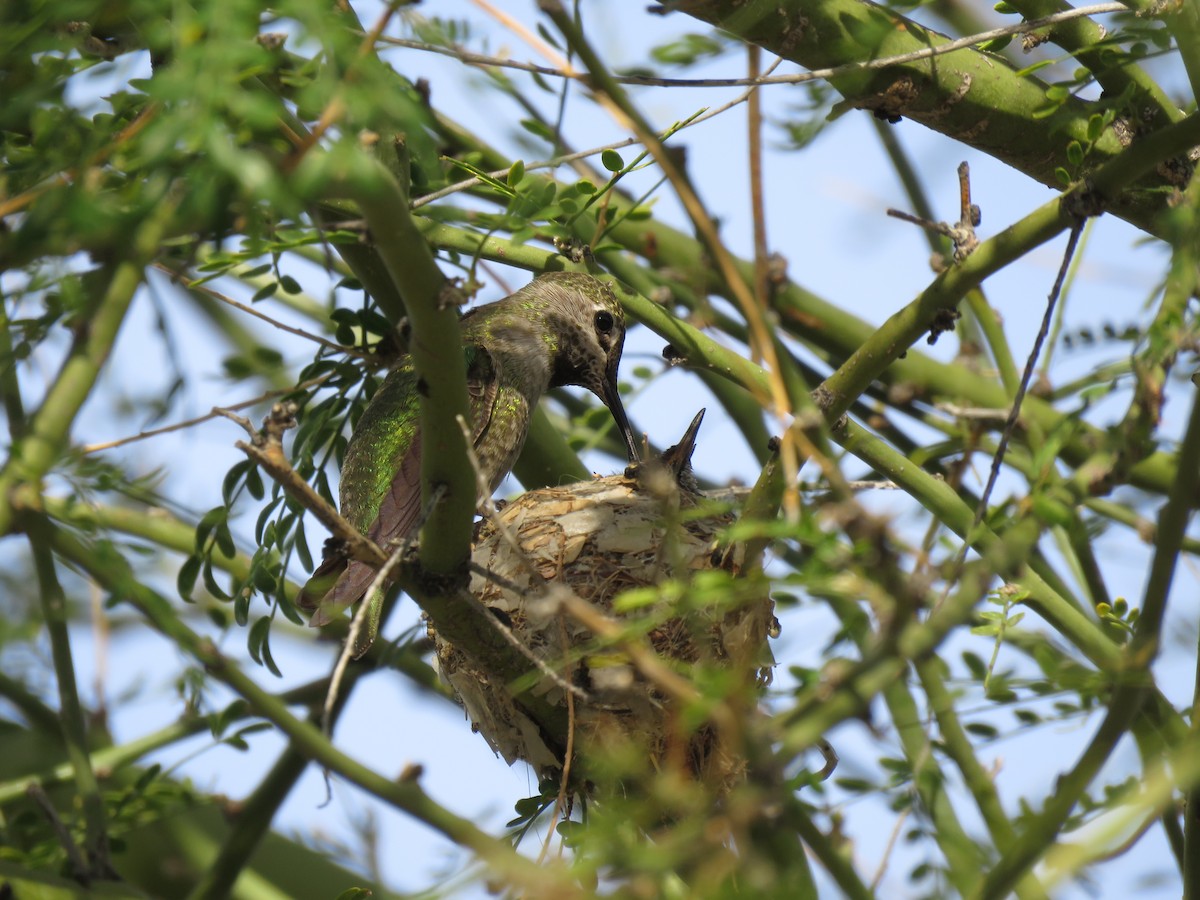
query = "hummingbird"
xmin=299 ymin=272 xmax=642 ymax=649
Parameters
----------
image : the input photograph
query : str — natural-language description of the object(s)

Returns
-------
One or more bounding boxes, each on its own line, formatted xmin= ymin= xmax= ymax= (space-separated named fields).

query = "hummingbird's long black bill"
xmin=602 ymin=373 xmax=642 ymax=463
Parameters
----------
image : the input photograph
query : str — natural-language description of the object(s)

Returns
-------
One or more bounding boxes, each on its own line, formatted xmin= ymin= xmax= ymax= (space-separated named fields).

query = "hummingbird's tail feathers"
xmin=296 ymin=554 xmax=346 ymax=617
xmin=308 ymin=559 xmax=379 ymax=627
xmin=308 ymin=440 xmax=423 ymax=627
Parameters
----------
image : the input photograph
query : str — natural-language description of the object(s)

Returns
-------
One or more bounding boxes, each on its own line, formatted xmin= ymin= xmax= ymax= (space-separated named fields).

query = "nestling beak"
xmin=661 ymin=408 xmax=705 ymax=477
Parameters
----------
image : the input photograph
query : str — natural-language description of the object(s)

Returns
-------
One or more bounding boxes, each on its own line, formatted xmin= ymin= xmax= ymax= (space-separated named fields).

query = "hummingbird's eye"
xmin=594 ymin=310 xmax=615 ymax=334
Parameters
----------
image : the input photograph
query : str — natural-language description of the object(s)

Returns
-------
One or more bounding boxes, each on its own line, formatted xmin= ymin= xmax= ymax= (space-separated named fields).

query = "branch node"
xmin=887 ymin=161 xmax=981 ymax=262
xmin=1063 ymin=178 xmax=1106 ymax=220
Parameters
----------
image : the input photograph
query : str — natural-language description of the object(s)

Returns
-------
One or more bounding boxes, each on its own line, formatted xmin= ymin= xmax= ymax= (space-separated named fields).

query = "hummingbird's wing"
xmin=308 ymin=345 xmax=500 ymax=631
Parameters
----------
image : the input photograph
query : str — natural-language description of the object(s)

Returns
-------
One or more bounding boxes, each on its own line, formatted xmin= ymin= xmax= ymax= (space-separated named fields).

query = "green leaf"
xmin=251 ymin=281 xmax=279 ymax=302
xmin=214 ymin=520 xmax=237 ymax=559
xmin=1066 ymin=141 xmax=1084 ymax=166
xmin=978 ymin=35 xmax=1012 ymax=53
xmin=601 ymin=149 xmax=624 ymax=172
xmin=650 ymin=33 xmax=724 ymax=66
xmin=177 ymin=555 xmax=202 ymax=601
xmin=1054 ymin=167 xmax=1071 ymax=186
xmin=248 ymin=615 xmax=270 ymax=665
xmin=196 ymin=506 xmax=228 ymax=552
xmin=834 ymin=777 xmax=875 ymax=793
xmin=252 ymin=565 xmax=277 ymax=594
xmin=507 ymin=159 xmax=525 ymax=187
xmin=520 ymin=118 xmax=556 ymax=142
xmin=222 ymin=460 xmax=250 ymax=506
xmin=261 ymin=625 xmax=283 ymax=677
xmin=245 ymin=464 xmax=265 ymax=501
xmin=446 ymin=157 xmax=515 ymax=196
xmin=295 ymin=520 xmax=314 ymax=572
xmin=202 ymin=558 xmax=230 ymax=602
xmin=233 ymin=593 xmax=250 ymax=628
xmin=279 ymin=274 xmax=302 ymax=295
xmin=961 ymin=651 xmax=987 ymax=679
xmin=211 ymin=699 xmax=249 ymax=738
xmin=1015 ymin=59 xmax=1055 ymax=78
xmin=133 ymin=764 xmax=162 ymax=792
xmin=255 ymin=497 xmax=282 ymax=545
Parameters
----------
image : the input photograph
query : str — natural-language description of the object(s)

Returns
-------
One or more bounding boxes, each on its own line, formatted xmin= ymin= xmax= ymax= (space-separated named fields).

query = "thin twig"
xmin=887 ymin=162 xmax=980 ymax=261
xmin=154 ymin=263 xmax=348 ymax=355
xmin=538 ymin=614 xmax=578 ymax=866
xmin=377 ymin=4 xmax=1126 ymax=88
xmin=82 ymin=374 xmax=332 ymax=454
xmin=871 ymin=806 xmax=911 ymax=891
xmin=27 ymin=783 xmax=90 ymax=882
xmin=553 ymin=587 xmax=712 ymax=714
xmin=322 ymin=536 xmax=409 ymax=738
xmin=218 ymin=403 xmax=385 ymax=568
xmin=816 ymin=738 xmax=839 ymax=781
xmin=935 ymin=221 xmax=1086 ymax=610
xmin=934 ymin=403 xmax=1011 ymax=421
xmin=747 ymin=44 xmax=771 ymax=309
xmin=472 ymin=0 xmax=569 ymax=68
xmin=411 ymin=62 xmax=779 ymax=212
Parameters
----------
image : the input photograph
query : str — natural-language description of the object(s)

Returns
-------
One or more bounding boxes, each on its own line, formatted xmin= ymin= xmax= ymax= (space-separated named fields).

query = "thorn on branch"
xmin=887 ymin=161 xmax=981 ymax=262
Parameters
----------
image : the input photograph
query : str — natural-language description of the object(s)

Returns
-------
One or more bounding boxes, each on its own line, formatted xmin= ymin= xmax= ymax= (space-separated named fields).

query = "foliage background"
xmin=1 ymin=0 xmax=1198 ymax=897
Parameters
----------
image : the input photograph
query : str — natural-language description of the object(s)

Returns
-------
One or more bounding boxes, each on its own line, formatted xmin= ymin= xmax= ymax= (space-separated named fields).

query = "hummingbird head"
xmin=532 ymin=273 xmax=641 ymax=462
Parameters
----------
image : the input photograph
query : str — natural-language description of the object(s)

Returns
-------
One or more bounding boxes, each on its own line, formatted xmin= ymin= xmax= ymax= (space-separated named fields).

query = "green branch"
xmin=24 ymin=511 xmax=112 ymax=878
xmin=46 ymin=522 xmax=584 ymax=897
xmin=320 ymin=151 xmax=473 ymax=575
xmin=976 ymin=683 xmax=1149 ymax=898
xmin=187 ymin=667 xmax=363 ymax=900
xmin=680 ymin=0 xmax=1191 ymax=236
xmin=0 ymin=188 xmax=180 ymax=537
xmin=0 ymin=679 xmax=331 ymax=806
xmin=1005 ymin=0 xmax=1183 ymax=129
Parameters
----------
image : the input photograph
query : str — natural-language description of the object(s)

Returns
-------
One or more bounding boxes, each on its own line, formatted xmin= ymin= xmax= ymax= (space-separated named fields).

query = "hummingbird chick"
xmin=625 ymin=408 xmax=706 ymax=495
xmin=300 ymin=272 xmax=642 ymax=649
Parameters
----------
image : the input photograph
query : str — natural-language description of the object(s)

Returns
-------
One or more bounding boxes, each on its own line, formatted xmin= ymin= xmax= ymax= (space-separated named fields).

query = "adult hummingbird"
xmin=300 ymin=272 xmax=642 ymax=648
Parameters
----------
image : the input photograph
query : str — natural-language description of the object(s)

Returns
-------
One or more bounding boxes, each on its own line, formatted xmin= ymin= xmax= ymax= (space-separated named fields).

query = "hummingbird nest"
xmin=427 ymin=415 xmax=777 ymax=789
